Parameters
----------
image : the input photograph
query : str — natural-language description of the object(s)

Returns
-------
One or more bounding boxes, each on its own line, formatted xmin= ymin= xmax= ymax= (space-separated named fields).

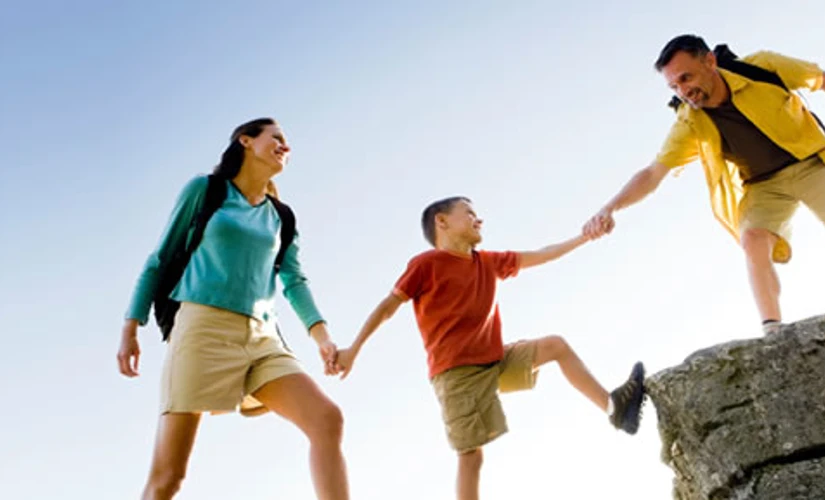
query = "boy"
xmin=335 ymin=196 xmax=645 ymax=500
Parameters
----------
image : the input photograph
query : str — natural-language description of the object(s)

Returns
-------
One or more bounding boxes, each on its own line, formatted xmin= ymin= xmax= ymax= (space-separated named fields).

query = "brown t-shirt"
xmin=704 ymin=99 xmax=799 ymax=183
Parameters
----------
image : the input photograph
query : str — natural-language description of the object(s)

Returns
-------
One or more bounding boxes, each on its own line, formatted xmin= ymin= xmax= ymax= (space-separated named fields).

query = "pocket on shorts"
xmin=498 ymin=341 xmax=538 ymax=393
xmin=442 ymin=394 xmax=488 ymax=452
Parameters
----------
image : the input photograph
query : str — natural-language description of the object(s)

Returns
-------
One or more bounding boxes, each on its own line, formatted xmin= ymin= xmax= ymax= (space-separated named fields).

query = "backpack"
xmin=151 ymin=174 xmax=297 ymax=341
xmin=667 ymin=44 xmax=824 ymax=129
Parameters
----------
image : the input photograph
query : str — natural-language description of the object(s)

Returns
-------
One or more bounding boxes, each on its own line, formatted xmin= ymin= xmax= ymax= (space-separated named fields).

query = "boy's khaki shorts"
xmin=431 ymin=341 xmax=537 ymax=453
xmin=160 ymin=302 xmax=304 ymax=416
xmin=738 ymin=155 xmax=825 ymax=263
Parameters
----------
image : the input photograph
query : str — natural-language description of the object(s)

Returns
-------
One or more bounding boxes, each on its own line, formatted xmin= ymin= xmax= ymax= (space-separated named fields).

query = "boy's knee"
xmin=539 ymin=335 xmax=570 ymax=358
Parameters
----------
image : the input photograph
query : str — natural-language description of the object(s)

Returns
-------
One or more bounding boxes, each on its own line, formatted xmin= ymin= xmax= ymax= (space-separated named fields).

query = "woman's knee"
xmin=309 ymin=400 xmax=344 ymax=443
xmin=145 ymin=466 xmax=187 ymax=498
xmin=143 ymin=413 xmax=199 ymax=499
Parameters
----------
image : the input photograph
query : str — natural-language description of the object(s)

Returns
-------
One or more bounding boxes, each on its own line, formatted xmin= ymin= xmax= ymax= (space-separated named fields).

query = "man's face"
xmin=662 ymin=50 xmax=719 ymax=108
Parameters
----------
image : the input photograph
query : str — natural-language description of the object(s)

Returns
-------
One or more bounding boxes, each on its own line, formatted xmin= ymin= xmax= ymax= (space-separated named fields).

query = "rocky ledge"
xmin=647 ymin=315 xmax=825 ymax=500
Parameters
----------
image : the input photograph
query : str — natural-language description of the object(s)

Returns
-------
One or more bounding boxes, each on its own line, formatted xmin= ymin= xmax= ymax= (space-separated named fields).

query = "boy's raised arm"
xmin=336 ymin=292 xmax=406 ymax=379
xmin=518 ymin=234 xmax=590 ymax=270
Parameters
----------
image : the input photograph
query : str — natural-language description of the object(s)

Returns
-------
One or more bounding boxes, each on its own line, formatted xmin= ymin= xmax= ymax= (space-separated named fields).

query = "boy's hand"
xmin=336 ymin=346 xmax=359 ymax=380
xmin=583 ymin=207 xmax=615 ymax=240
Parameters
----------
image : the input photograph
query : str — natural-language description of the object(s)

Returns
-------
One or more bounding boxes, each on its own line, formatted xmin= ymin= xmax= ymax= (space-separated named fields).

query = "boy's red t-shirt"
xmin=393 ymin=249 xmax=520 ymax=378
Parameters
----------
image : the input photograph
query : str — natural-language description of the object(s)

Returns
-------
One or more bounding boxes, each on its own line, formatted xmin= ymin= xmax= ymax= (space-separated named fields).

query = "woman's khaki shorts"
xmin=431 ymin=341 xmax=537 ymax=453
xmin=160 ymin=302 xmax=304 ymax=416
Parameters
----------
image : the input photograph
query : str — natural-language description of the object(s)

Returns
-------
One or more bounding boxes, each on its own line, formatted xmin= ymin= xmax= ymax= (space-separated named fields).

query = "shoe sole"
xmin=621 ymin=362 xmax=646 ymax=435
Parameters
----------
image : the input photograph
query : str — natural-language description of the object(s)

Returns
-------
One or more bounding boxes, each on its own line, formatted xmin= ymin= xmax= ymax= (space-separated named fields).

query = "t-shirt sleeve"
xmin=746 ymin=51 xmax=824 ymax=92
xmin=124 ymin=175 xmax=208 ymax=325
xmin=483 ymin=251 xmax=520 ymax=280
xmin=393 ymin=256 xmax=426 ymax=301
xmin=278 ymin=232 xmax=326 ymax=331
xmin=655 ymin=118 xmax=700 ymax=169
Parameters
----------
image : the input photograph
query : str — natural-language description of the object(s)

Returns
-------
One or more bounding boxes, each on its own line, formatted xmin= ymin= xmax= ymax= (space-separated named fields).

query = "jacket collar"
xmin=718 ymin=67 xmax=749 ymax=94
xmin=676 ymin=68 xmax=750 ymax=125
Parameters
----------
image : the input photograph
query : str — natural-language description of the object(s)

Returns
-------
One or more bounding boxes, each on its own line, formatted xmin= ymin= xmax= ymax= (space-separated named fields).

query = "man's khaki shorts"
xmin=430 ymin=341 xmax=537 ymax=453
xmin=738 ymin=155 xmax=825 ymax=262
xmin=160 ymin=302 xmax=304 ymax=416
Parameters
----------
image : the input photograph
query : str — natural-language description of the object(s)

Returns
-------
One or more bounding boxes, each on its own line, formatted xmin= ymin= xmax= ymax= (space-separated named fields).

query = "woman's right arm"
xmin=118 ymin=176 xmax=208 ymax=377
xmin=123 ymin=176 xmax=209 ymax=326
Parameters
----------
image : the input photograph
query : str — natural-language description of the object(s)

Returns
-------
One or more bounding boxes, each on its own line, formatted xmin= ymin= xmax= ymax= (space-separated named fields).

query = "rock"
xmin=646 ymin=315 xmax=825 ymax=500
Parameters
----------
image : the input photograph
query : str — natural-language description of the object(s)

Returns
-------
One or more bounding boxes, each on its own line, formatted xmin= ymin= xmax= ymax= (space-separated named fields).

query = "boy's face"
xmin=438 ymin=200 xmax=483 ymax=246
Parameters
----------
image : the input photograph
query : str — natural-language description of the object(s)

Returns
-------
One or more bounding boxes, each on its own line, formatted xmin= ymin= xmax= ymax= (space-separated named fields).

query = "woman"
xmin=117 ymin=118 xmax=349 ymax=500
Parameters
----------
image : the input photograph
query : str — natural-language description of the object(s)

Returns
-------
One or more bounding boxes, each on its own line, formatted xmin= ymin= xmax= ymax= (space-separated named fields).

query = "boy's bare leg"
xmin=531 ymin=335 xmax=646 ymax=434
xmin=457 ymin=448 xmax=483 ymax=500
xmin=533 ymin=335 xmax=609 ymax=412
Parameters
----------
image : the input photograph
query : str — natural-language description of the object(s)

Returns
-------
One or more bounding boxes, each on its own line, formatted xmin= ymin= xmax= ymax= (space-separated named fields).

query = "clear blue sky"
xmin=1 ymin=1 xmax=823 ymax=498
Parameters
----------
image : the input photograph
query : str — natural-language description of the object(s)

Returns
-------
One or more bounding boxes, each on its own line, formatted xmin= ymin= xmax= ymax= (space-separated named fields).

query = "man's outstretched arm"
xmin=583 ymin=161 xmax=670 ymax=238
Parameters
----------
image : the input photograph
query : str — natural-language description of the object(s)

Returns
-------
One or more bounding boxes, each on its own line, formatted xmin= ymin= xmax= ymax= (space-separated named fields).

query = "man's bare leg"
xmin=740 ymin=228 xmax=782 ymax=326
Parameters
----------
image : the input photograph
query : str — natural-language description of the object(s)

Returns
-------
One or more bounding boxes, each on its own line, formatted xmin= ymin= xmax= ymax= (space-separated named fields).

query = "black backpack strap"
xmin=154 ymin=174 xmax=227 ymax=341
xmin=187 ymin=175 xmax=227 ymax=253
xmin=713 ymin=44 xmax=788 ymax=90
xmin=714 ymin=44 xmax=823 ymax=129
xmin=667 ymin=44 xmax=825 ymax=134
xmin=268 ymin=196 xmax=296 ymax=274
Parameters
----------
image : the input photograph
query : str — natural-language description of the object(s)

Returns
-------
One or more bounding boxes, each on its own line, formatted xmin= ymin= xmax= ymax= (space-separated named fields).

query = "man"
xmin=583 ymin=34 xmax=825 ymax=334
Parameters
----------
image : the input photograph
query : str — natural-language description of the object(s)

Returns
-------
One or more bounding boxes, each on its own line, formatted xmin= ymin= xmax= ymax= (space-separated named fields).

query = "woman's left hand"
xmin=310 ymin=322 xmax=341 ymax=375
xmin=317 ymin=339 xmax=341 ymax=375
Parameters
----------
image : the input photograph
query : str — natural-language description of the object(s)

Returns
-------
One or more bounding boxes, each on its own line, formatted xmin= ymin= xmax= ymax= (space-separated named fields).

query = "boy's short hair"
xmin=421 ymin=196 xmax=472 ymax=247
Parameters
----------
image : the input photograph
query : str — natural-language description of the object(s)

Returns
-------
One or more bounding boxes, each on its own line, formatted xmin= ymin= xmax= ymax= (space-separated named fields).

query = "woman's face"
xmin=240 ymin=123 xmax=291 ymax=174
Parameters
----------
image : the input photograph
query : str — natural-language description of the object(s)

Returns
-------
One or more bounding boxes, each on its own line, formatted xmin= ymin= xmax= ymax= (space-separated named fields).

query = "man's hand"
xmin=582 ymin=162 xmax=669 ymax=240
xmin=335 ymin=346 xmax=359 ymax=380
xmin=583 ymin=207 xmax=616 ymax=239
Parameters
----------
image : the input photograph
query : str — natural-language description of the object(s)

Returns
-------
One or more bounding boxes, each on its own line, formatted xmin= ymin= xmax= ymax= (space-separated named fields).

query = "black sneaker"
xmin=608 ymin=361 xmax=645 ymax=435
